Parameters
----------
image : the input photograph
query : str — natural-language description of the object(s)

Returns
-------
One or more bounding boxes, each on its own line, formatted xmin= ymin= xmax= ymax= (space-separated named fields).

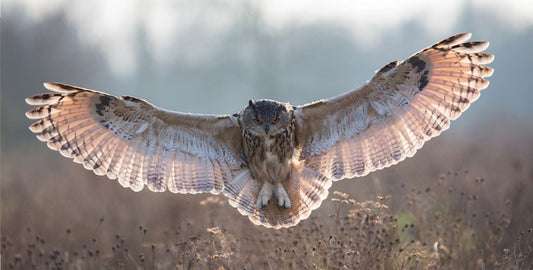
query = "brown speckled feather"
xmin=295 ymin=33 xmax=494 ymax=180
xmin=26 ymin=83 xmax=243 ymax=193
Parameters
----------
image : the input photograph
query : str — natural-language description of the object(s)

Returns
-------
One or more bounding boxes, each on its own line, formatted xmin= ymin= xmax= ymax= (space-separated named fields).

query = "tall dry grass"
xmin=2 ymin=123 xmax=532 ymax=269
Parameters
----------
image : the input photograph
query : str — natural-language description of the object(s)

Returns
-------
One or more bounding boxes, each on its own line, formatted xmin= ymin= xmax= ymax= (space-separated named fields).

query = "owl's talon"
xmin=257 ymin=182 xmax=273 ymax=209
xmin=275 ymin=183 xmax=291 ymax=208
xmin=278 ymin=197 xmax=291 ymax=208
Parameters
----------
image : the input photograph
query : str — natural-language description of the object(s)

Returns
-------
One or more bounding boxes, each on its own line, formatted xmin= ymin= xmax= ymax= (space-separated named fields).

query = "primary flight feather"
xmin=26 ymin=33 xmax=494 ymax=228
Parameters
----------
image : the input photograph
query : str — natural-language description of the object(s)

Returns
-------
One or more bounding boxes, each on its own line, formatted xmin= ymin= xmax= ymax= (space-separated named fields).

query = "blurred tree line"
xmin=2 ymin=2 xmax=532 ymax=148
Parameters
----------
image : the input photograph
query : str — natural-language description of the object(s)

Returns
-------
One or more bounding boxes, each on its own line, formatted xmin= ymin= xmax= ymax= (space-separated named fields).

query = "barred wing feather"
xmin=26 ymin=83 xmax=243 ymax=194
xmin=296 ymin=33 xmax=494 ymax=180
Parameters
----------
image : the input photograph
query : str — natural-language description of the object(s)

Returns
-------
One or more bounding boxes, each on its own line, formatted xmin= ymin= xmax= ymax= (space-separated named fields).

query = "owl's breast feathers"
xmin=240 ymin=111 xmax=297 ymax=183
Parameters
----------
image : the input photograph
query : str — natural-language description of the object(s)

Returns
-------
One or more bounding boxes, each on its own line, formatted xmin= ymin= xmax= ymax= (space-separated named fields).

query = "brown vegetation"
xmin=2 ymin=124 xmax=532 ymax=269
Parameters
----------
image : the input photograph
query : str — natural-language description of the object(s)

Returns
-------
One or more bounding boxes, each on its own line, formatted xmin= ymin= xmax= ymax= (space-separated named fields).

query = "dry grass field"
xmin=2 ymin=120 xmax=532 ymax=269
xmin=3 ymin=2 xmax=533 ymax=268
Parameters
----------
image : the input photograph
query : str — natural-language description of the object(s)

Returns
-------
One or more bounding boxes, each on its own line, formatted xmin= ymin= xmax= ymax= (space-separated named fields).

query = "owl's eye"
xmin=254 ymin=118 xmax=262 ymax=125
xmin=271 ymin=118 xmax=279 ymax=124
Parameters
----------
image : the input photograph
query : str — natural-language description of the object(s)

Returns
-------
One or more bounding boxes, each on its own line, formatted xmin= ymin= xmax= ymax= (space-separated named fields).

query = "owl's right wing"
xmin=295 ymin=33 xmax=494 ymax=180
xmin=26 ymin=83 xmax=244 ymax=194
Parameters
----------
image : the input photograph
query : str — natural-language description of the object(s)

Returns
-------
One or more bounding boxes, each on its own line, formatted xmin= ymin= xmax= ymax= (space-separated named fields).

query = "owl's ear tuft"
xmin=248 ymin=99 xmax=256 ymax=108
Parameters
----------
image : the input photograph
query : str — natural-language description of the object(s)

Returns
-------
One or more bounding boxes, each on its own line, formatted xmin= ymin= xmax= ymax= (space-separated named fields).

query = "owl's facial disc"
xmin=242 ymin=99 xmax=291 ymax=137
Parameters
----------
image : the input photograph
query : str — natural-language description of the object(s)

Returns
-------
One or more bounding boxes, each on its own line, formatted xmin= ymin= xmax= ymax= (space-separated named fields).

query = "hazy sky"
xmin=6 ymin=0 xmax=533 ymax=76
xmin=3 ymin=0 xmax=533 ymax=130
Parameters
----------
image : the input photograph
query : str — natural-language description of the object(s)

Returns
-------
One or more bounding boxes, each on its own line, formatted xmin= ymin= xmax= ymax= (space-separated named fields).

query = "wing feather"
xmin=26 ymin=83 xmax=244 ymax=194
xmin=296 ymin=33 xmax=494 ymax=180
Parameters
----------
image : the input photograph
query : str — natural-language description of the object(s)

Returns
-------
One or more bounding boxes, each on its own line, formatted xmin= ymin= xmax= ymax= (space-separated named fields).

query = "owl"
xmin=26 ymin=33 xmax=493 ymax=229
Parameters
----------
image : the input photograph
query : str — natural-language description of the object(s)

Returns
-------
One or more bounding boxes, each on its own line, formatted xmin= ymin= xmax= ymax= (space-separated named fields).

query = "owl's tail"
xmin=223 ymin=164 xmax=332 ymax=229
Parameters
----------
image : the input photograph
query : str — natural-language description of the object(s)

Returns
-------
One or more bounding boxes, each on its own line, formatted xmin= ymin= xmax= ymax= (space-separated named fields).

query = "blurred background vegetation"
xmin=2 ymin=0 xmax=532 ymax=268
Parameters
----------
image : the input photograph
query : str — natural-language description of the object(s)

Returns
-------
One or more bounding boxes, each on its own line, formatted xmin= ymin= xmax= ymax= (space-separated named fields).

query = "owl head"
xmin=240 ymin=99 xmax=293 ymax=136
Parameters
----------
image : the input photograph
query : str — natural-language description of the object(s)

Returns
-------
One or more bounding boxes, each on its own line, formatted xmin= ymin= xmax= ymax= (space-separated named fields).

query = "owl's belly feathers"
xmin=240 ymin=125 xmax=297 ymax=208
xmin=246 ymin=135 xmax=295 ymax=209
xmin=249 ymin=136 xmax=293 ymax=184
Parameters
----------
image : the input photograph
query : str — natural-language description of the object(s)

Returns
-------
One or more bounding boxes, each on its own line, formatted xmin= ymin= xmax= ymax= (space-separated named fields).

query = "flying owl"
xmin=26 ymin=33 xmax=493 ymax=229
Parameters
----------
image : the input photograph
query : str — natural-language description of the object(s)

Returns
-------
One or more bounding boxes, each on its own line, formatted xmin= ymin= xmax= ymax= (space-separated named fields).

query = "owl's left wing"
xmin=26 ymin=83 xmax=243 ymax=193
xmin=295 ymin=33 xmax=494 ymax=180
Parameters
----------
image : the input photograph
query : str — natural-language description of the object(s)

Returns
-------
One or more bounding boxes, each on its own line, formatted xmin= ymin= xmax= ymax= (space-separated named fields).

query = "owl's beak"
xmin=264 ymin=125 xmax=270 ymax=134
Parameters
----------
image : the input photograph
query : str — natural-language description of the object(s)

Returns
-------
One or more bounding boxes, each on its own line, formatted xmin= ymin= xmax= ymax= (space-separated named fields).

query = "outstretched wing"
xmin=295 ymin=33 xmax=494 ymax=180
xmin=26 ymin=83 xmax=243 ymax=193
